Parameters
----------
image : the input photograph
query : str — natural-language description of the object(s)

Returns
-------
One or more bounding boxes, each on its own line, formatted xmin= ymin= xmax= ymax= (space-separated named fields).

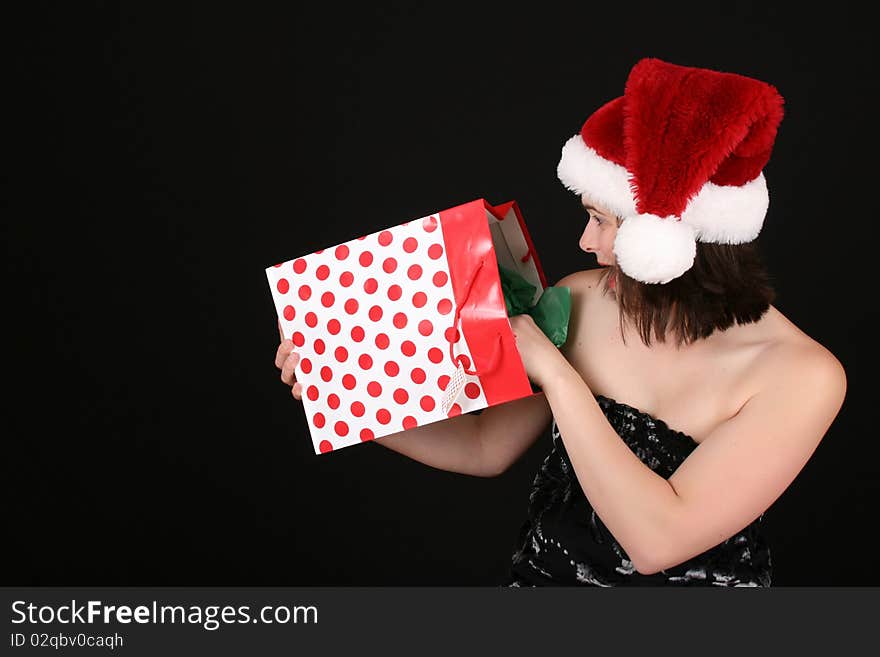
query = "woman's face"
xmin=578 ymin=194 xmax=620 ymax=267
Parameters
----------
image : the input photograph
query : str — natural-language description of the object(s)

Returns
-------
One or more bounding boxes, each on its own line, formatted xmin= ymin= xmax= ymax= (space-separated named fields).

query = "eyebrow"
xmin=582 ymin=202 xmax=608 ymax=217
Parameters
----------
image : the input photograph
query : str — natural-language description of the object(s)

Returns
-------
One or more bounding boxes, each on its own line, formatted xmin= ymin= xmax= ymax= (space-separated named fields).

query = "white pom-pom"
xmin=613 ymin=214 xmax=697 ymax=284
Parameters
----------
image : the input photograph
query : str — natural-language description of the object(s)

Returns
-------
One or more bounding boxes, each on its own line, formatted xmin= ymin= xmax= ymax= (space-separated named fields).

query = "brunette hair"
xmin=598 ymin=217 xmax=776 ymax=348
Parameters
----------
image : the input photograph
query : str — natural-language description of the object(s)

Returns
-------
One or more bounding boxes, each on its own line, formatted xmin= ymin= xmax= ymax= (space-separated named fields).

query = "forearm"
xmin=372 ymin=412 xmax=491 ymax=477
xmin=541 ymin=359 xmax=682 ymax=572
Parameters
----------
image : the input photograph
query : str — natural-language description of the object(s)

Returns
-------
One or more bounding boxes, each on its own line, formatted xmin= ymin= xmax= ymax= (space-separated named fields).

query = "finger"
xmin=291 ymin=382 xmax=303 ymax=400
xmin=281 ymin=350 xmax=301 ymax=385
xmin=278 ymin=319 xmax=284 ymax=341
xmin=275 ymin=339 xmax=294 ymax=369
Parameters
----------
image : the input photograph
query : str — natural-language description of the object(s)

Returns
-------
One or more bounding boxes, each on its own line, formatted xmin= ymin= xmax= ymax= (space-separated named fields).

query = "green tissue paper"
xmin=497 ymin=264 xmax=572 ymax=347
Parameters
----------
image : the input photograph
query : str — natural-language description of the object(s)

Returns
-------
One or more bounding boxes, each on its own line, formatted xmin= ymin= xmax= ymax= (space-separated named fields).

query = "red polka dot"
xmin=403 ymin=416 xmax=418 ymax=430
xmin=283 ymin=305 xmax=295 ymax=321
xmin=335 ymin=244 xmax=349 ymax=260
xmin=422 ymin=216 xmax=438 ymax=232
xmin=367 ymin=381 xmax=383 ymax=397
xmin=378 ymin=230 xmax=393 ymax=246
xmin=345 ymin=298 xmax=359 ymax=314
xmin=315 ymin=249 xmax=324 ymax=254
xmin=273 ymin=263 xmax=282 ymax=268
xmin=305 ymin=311 xmax=318 ymax=327
xmin=459 ymin=355 xmax=471 ymax=370
xmin=420 ymin=396 xmax=435 ymax=411
xmin=277 ymin=278 xmax=290 ymax=294
xmin=403 ymin=237 xmax=418 ymax=253
xmin=401 ymin=340 xmax=416 ymax=357
xmin=314 ymin=339 xmax=325 ymax=354
xmin=351 ymin=325 xmax=365 ymax=342
xmin=360 ymin=428 xmax=374 ymax=441
xmin=364 ymin=278 xmax=378 ymax=294
xmin=328 ymin=393 xmax=340 ymax=409
xmin=357 ymin=235 xmax=367 ymax=241
xmin=465 ymin=382 xmax=481 ymax=399
xmin=428 ymin=244 xmax=444 ymax=259
xmin=359 ymin=251 xmax=374 ymax=267
xmin=369 ymin=305 xmax=383 ymax=322
xmin=334 ymin=421 xmax=349 ymax=436
xmin=445 ymin=327 xmax=460 ymax=343
xmin=384 ymin=361 xmax=399 ymax=377
xmin=342 ymin=374 xmax=357 ymax=390
xmin=320 ymin=366 xmax=333 ymax=382
xmin=359 ymin=354 xmax=373 ymax=369
xmin=321 ymin=291 xmax=335 ymax=307
xmin=407 ymin=264 xmax=422 ymax=280
xmin=351 ymin=401 xmax=365 ymax=417
xmin=383 ymin=257 xmax=398 ymax=273
xmin=418 ymin=320 xmax=433 ymax=336
xmin=307 ymin=385 xmax=319 ymax=401
xmin=412 ymin=291 xmax=427 ymax=308
xmin=432 ymin=271 xmax=448 ymax=287
xmin=438 ymin=298 xmax=453 ymax=314
xmin=438 ymin=375 xmax=450 ymax=391
xmin=375 ymin=333 xmax=390 ymax=349
xmin=411 ymin=368 xmax=426 ymax=384
xmin=393 ymin=312 xmax=408 ymax=329
xmin=387 ymin=285 xmax=402 ymax=301
xmin=428 ymin=347 xmax=444 ymax=363
xmin=393 ymin=388 xmax=409 ymax=404
xmin=292 ymin=331 xmax=305 ymax=347
xmin=327 ymin=319 xmax=341 ymax=335
xmin=447 ymin=404 xmax=462 ymax=417
xmin=377 ymin=408 xmax=391 ymax=424
xmin=298 ymin=285 xmax=312 ymax=300
xmin=316 ymin=265 xmax=330 ymax=280
xmin=334 ymin=346 xmax=348 ymax=362
xmin=319 ymin=439 xmax=334 ymax=452
xmin=314 ymin=413 xmax=326 ymax=428
xmin=293 ymin=258 xmax=307 ymax=273
xmin=300 ymin=358 xmax=312 ymax=374
xmin=340 ymin=271 xmax=354 ymax=287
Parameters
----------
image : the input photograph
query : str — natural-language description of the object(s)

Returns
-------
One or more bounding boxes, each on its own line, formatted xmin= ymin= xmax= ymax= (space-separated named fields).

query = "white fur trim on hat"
xmin=557 ymin=135 xmax=637 ymax=220
xmin=613 ymin=214 xmax=697 ymax=284
xmin=558 ymin=134 xmax=770 ymax=247
xmin=680 ymin=174 xmax=769 ymax=243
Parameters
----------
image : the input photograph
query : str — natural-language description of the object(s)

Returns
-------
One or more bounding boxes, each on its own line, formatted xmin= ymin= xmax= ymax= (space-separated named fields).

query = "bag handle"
xmin=447 ymin=257 xmax=503 ymax=376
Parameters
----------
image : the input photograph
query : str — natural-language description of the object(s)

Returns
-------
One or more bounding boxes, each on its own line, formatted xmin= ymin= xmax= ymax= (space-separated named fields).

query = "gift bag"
xmin=265 ymin=198 xmax=553 ymax=454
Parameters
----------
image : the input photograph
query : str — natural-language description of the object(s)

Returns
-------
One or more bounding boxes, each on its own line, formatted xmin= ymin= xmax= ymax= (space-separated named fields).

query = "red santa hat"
xmin=557 ymin=58 xmax=785 ymax=284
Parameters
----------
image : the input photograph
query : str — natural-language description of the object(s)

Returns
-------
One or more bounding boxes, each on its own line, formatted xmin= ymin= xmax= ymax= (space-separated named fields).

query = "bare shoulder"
xmin=754 ymin=312 xmax=848 ymax=409
xmin=551 ymin=268 xmax=609 ymax=360
xmin=554 ymin=267 xmax=609 ymax=303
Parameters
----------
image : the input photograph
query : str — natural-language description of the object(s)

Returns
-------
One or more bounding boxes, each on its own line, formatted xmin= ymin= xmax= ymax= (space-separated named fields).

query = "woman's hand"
xmin=509 ymin=314 xmax=565 ymax=389
xmin=275 ymin=320 xmax=304 ymax=400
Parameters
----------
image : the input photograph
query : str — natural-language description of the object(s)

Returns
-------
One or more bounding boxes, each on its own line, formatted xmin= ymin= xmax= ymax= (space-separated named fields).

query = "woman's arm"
xmin=372 ymin=412 xmax=490 ymax=477
xmin=541 ymin=343 xmax=847 ymax=575
xmin=374 ymin=391 xmax=553 ymax=477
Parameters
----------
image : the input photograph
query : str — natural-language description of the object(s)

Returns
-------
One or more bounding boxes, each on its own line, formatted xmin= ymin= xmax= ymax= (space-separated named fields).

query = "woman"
xmin=275 ymin=58 xmax=847 ymax=586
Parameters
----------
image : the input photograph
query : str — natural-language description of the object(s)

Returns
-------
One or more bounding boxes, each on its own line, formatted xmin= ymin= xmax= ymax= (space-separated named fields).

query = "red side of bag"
xmin=438 ymin=199 xmax=535 ymax=407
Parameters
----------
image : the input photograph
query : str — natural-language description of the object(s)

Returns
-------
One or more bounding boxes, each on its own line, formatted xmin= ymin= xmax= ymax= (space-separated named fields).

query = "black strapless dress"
xmin=504 ymin=394 xmax=772 ymax=587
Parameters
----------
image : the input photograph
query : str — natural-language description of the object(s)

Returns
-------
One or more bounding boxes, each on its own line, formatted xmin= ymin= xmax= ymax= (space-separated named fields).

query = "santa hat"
xmin=557 ymin=58 xmax=785 ymax=284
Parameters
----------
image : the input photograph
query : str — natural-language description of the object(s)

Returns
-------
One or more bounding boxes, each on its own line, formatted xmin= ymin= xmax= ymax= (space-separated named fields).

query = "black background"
xmin=6 ymin=3 xmax=877 ymax=585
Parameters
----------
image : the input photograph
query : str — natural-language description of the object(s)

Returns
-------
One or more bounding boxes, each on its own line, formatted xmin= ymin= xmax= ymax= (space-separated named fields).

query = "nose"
xmin=579 ymin=222 xmax=597 ymax=253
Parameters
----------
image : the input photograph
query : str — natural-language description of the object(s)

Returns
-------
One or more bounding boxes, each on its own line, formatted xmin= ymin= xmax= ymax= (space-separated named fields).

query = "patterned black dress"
xmin=504 ymin=394 xmax=772 ymax=587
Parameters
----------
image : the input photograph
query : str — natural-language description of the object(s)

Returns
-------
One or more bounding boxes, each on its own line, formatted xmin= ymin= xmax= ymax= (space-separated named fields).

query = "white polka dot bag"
xmin=265 ymin=199 xmax=548 ymax=454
